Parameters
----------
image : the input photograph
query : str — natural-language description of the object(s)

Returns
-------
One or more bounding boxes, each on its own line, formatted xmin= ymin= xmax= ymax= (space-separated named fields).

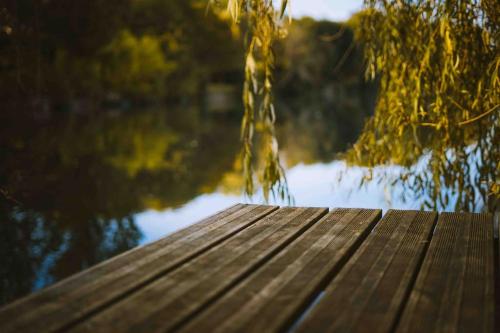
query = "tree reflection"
xmin=0 ymin=1 xmax=379 ymax=306
xmin=0 ymin=105 xmax=241 ymax=305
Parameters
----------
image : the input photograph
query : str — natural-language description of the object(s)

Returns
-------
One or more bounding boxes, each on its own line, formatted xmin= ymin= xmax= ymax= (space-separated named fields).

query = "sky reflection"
xmin=135 ymin=160 xmax=418 ymax=244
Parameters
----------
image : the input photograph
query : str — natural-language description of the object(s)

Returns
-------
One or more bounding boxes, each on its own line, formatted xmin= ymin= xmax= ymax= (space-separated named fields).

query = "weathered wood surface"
xmin=180 ymin=208 xmax=381 ymax=333
xmin=72 ymin=207 xmax=328 ymax=333
xmin=295 ymin=210 xmax=437 ymax=333
xmin=0 ymin=204 xmax=278 ymax=333
xmin=397 ymin=212 xmax=494 ymax=333
xmin=0 ymin=205 xmax=496 ymax=333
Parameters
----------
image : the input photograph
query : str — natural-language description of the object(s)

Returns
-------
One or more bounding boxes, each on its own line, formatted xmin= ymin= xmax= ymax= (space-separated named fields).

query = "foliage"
xmin=0 ymin=1 xmax=378 ymax=306
xmin=212 ymin=0 xmax=291 ymax=201
xmin=345 ymin=1 xmax=499 ymax=212
xmin=277 ymin=18 xmax=366 ymax=90
xmin=216 ymin=3 xmax=374 ymax=202
xmin=0 ymin=105 xmax=242 ymax=304
xmin=217 ymin=0 xmax=499 ymax=211
xmin=0 ymin=0 xmax=242 ymax=102
xmin=274 ymin=18 xmax=377 ymax=166
xmin=100 ymin=30 xmax=174 ymax=99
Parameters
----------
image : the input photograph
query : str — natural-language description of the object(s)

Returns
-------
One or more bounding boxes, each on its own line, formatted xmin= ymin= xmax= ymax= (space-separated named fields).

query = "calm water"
xmin=0 ymin=99 xmax=426 ymax=306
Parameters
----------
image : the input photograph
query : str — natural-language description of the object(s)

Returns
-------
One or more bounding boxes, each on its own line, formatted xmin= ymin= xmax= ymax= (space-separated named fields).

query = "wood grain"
xmin=295 ymin=210 xmax=437 ymax=333
xmin=179 ymin=208 xmax=381 ymax=333
xmin=0 ymin=204 xmax=277 ymax=333
xmin=1 ymin=207 xmax=495 ymax=333
xmin=69 ymin=207 xmax=327 ymax=333
xmin=396 ymin=212 xmax=494 ymax=333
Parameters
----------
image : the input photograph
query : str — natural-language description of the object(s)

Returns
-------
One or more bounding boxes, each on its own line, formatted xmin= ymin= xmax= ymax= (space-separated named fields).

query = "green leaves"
xmin=346 ymin=1 xmax=499 ymax=212
xmin=227 ymin=0 xmax=240 ymax=23
xmin=219 ymin=0 xmax=291 ymax=201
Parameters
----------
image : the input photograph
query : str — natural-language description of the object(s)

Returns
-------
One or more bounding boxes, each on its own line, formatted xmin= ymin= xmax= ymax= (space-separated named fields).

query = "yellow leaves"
xmin=453 ymin=55 xmax=460 ymax=70
xmin=458 ymin=105 xmax=500 ymax=126
xmin=104 ymin=112 xmax=181 ymax=177
xmin=439 ymin=17 xmax=447 ymax=36
xmin=481 ymin=29 xmax=491 ymax=50
xmin=444 ymin=29 xmax=453 ymax=55
xmin=101 ymin=30 xmax=173 ymax=97
xmin=346 ymin=0 xmax=499 ymax=211
xmin=245 ymin=51 xmax=258 ymax=91
xmin=227 ymin=0 xmax=239 ymax=23
xmin=221 ymin=0 xmax=292 ymax=199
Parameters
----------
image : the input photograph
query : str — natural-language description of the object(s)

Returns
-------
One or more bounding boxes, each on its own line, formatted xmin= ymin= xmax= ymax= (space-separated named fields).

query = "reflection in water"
xmin=0 ymin=87 xmax=468 ymax=306
xmin=0 ymin=2 xmax=386 ymax=305
xmin=0 ymin=89 xmax=379 ymax=305
xmin=0 ymin=104 xmax=244 ymax=305
xmin=136 ymin=161 xmax=422 ymax=244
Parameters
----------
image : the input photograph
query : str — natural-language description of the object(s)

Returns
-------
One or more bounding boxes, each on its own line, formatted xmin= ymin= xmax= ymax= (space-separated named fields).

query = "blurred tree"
xmin=275 ymin=18 xmax=377 ymax=154
xmin=212 ymin=0 xmax=291 ymax=201
xmin=0 ymin=0 xmax=243 ymax=103
xmin=0 ymin=0 xmax=130 ymax=99
xmin=0 ymin=105 xmax=242 ymax=305
xmin=100 ymin=30 xmax=174 ymax=100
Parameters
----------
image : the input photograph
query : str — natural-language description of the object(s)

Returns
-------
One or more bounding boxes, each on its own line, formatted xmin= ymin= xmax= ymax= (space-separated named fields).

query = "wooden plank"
xmin=396 ymin=212 xmax=494 ymax=333
xmin=178 ymin=208 xmax=382 ymax=333
xmin=70 ymin=207 xmax=328 ymax=333
xmin=295 ymin=210 xmax=437 ymax=333
xmin=0 ymin=204 xmax=278 ymax=333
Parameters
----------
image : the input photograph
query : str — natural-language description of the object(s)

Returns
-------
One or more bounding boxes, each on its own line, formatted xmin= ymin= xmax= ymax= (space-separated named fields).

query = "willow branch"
xmin=458 ymin=105 xmax=499 ymax=126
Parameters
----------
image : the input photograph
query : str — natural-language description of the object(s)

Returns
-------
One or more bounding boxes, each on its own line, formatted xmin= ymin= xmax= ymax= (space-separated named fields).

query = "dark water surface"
xmin=0 ymin=0 xmax=399 ymax=306
xmin=0 ymin=97 xmax=421 ymax=306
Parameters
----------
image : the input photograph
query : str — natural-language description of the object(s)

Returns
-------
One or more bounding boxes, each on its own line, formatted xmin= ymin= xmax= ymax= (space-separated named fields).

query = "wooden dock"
xmin=0 ymin=204 xmax=497 ymax=332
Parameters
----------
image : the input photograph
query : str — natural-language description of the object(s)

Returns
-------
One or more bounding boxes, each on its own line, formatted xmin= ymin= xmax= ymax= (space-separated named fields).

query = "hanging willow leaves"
xmin=346 ymin=0 xmax=499 ymax=212
xmin=210 ymin=0 xmax=291 ymax=201
xmin=212 ymin=0 xmax=498 ymax=212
